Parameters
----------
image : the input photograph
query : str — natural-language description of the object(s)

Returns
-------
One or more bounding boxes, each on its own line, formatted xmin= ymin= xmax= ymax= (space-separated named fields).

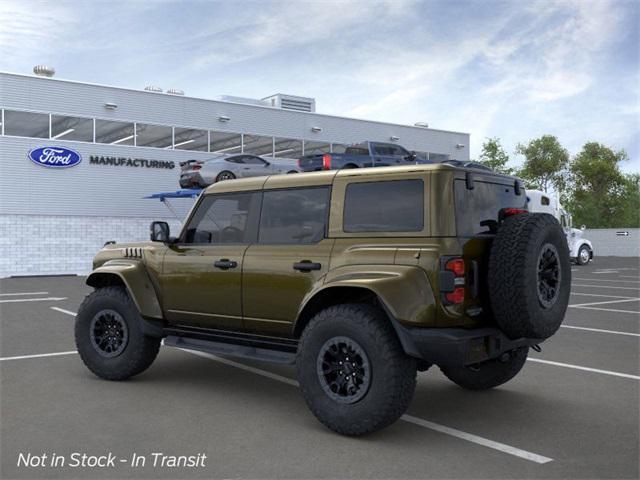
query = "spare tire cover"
xmin=488 ymin=213 xmax=571 ymax=340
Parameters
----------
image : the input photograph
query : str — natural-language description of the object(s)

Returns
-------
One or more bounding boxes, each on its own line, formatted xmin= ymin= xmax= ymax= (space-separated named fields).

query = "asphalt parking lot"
xmin=1 ymin=256 xmax=638 ymax=479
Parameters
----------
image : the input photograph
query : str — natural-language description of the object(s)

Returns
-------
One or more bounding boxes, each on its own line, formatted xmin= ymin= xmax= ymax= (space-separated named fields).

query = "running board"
xmin=165 ymin=335 xmax=296 ymax=365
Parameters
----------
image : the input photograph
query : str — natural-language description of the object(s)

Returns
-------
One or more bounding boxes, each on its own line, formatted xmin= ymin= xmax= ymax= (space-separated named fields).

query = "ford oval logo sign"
xmin=28 ymin=146 xmax=82 ymax=168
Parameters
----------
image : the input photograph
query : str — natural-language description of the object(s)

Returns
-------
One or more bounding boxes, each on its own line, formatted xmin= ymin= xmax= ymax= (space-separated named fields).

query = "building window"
xmin=343 ymin=180 xmax=424 ymax=233
xmin=274 ymin=137 xmax=303 ymax=158
xmin=429 ymin=153 xmax=450 ymax=162
xmin=210 ymin=131 xmax=242 ymax=154
xmin=95 ymin=119 xmax=135 ymax=145
xmin=51 ymin=114 xmax=93 ymax=142
xmin=259 ymin=187 xmax=330 ymax=244
xmin=304 ymin=141 xmax=331 ymax=155
xmin=3 ymin=110 xmax=49 ymax=138
xmin=173 ymin=127 xmax=208 ymax=151
xmin=243 ymin=134 xmax=274 ymax=156
xmin=135 ymin=123 xmax=173 ymax=149
xmin=331 ymin=143 xmax=348 ymax=154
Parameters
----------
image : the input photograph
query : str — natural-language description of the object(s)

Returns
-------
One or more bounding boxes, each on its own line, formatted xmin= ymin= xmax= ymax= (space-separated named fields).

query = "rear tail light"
xmin=445 ymin=258 xmax=465 ymax=276
xmin=297 ymin=158 xmax=302 ymax=168
xmin=441 ymin=256 xmax=465 ymax=305
xmin=322 ymin=154 xmax=332 ymax=170
xmin=192 ymin=165 xmax=202 ymax=171
xmin=445 ymin=287 xmax=465 ymax=304
xmin=501 ymin=207 xmax=528 ymax=218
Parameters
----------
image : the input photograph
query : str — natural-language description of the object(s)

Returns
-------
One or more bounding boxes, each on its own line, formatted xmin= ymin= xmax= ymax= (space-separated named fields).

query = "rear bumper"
xmin=179 ymin=172 xmax=205 ymax=188
xmin=394 ymin=324 xmax=542 ymax=366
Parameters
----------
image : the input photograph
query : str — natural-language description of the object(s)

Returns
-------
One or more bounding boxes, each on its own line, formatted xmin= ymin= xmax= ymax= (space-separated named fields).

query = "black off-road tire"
xmin=296 ymin=304 xmax=417 ymax=436
xmin=75 ymin=286 xmax=161 ymax=381
xmin=215 ymin=171 xmax=236 ymax=182
xmin=488 ymin=213 xmax=571 ymax=340
xmin=440 ymin=347 xmax=528 ymax=390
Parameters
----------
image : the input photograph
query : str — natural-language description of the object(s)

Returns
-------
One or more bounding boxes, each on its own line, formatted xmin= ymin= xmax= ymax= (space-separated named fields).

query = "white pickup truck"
xmin=527 ymin=190 xmax=594 ymax=265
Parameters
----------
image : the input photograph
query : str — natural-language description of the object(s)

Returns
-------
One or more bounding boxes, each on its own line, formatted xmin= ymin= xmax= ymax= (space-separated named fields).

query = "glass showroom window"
xmin=429 ymin=153 xmax=450 ymax=162
xmin=210 ymin=131 xmax=242 ymax=154
xmin=136 ymin=123 xmax=173 ymax=149
xmin=173 ymin=127 xmax=208 ymax=151
xmin=331 ymin=143 xmax=349 ymax=154
xmin=95 ymin=119 xmax=135 ymax=146
xmin=304 ymin=141 xmax=331 ymax=155
xmin=3 ymin=110 xmax=49 ymax=138
xmin=243 ymin=134 xmax=274 ymax=156
xmin=51 ymin=115 xmax=93 ymax=142
xmin=274 ymin=137 xmax=303 ymax=158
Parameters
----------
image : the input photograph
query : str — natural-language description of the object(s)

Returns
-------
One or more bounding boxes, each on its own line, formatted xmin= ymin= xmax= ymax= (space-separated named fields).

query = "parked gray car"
xmin=179 ymin=154 xmax=299 ymax=188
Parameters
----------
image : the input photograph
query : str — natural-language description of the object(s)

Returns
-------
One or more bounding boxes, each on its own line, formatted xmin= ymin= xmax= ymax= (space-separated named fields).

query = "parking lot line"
xmin=528 ymin=358 xmax=640 ymax=380
xmin=51 ymin=306 xmax=80 ymax=316
xmin=570 ymin=298 xmax=640 ymax=308
xmin=0 ymin=351 xmax=77 ymax=362
xmin=0 ymin=296 xmax=67 ymax=304
xmin=620 ymin=275 xmax=640 ymax=279
xmin=569 ymin=305 xmax=640 ymax=315
xmin=181 ymin=348 xmax=553 ymax=464
xmin=0 ymin=291 xmax=49 ymax=296
xmin=561 ymin=325 xmax=640 ymax=337
xmin=573 ymin=278 xmax=640 ymax=283
xmin=571 ymin=292 xmax=637 ymax=299
xmin=572 ymin=284 xmax=640 ymax=291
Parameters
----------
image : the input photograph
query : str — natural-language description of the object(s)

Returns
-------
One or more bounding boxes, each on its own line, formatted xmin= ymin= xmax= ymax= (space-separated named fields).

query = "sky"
xmin=1 ymin=0 xmax=638 ymax=172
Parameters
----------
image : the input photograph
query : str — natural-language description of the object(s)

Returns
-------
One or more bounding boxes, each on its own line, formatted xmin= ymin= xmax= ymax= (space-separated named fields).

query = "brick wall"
xmin=0 ymin=215 xmax=182 ymax=277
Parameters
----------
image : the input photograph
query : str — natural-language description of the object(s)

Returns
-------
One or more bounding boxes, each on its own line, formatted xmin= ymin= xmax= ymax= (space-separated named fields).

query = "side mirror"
xmin=150 ymin=221 xmax=170 ymax=242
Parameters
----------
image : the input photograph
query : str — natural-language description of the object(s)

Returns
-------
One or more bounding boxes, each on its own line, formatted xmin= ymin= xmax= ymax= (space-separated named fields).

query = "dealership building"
xmin=0 ymin=69 xmax=470 ymax=277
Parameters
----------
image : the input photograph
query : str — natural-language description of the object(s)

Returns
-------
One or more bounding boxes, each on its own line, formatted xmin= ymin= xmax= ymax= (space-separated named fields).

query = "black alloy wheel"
xmin=316 ymin=336 xmax=371 ymax=404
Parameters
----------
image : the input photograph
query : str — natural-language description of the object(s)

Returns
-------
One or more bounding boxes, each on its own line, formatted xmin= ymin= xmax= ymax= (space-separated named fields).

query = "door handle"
xmin=214 ymin=259 xmax=238 ymax=270
xmin=293 ymin=261 xmax=322 ymax=272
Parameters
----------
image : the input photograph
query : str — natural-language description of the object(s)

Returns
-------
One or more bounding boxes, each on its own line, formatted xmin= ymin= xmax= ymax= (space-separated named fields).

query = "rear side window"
xmin=184 ymin=192 xmax=261 ymax=244
xmin=259 ymin=187 xmax=330 ymax=244
xmin=343 ymin=180 xmax=424 ymax=232
xmin=454 ymin=180 xmax=527 ymax=236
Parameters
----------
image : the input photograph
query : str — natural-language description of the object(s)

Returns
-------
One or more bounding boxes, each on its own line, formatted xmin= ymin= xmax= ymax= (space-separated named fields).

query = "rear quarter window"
xmin=343 ymin=179 xmax=424 ymax=232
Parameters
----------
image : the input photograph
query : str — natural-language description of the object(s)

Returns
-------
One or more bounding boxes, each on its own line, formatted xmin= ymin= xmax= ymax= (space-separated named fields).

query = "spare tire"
xmin=488 ymin=213 xmax=571 ymax=340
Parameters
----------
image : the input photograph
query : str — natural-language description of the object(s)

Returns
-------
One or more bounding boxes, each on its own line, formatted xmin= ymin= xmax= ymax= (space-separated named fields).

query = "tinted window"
xmin=259 ymin=187 xmax=330 ymax=244
xmin=210 ymin=131 xmax=242 ymax=154
xmin=174 ymin=127 xmax=208 ymax=151
xmin=95 ymin=119 xmax=135 ymax=145
xmin=225 ymin=156 xmax=243 ymax=164
xmin=243 ymin=155 xmax=267 ymax=165
xmin=184 ymin=192 xmax=260 ymax=244
xmin=454 ymin=180 xmax=527 ymax=236
xmin=4 ymin=110 xmax=49 ymax=138
xmin=51 ymin=115 xmax=93 ymax=142
xmin=136 ymin=123 xmax=172 ymax=148
xmin=344 ymin=180 xmax=424 ymax=232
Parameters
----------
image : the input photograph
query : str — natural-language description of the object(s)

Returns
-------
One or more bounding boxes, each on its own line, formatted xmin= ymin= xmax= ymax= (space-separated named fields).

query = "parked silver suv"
xmin=179 ymin=154 xmax=299 ymax=188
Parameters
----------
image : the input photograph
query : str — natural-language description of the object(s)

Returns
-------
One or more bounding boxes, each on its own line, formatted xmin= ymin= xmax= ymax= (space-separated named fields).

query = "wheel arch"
xmin=86 ymin=262 xmax=163 ymax=320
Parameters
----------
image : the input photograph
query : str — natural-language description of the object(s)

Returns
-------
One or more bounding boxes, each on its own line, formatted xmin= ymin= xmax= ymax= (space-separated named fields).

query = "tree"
xmin=565 ymin=142 xmax=637 ymax=228
xmin=515 ymin=135 xmax=569 ymax=192
xmin=477 ymin=137 xmax=513 ymax=174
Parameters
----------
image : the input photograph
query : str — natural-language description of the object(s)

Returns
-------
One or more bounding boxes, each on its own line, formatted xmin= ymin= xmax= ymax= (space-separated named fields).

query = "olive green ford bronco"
xmin=75 ymin=164 xmax=570 ymax=436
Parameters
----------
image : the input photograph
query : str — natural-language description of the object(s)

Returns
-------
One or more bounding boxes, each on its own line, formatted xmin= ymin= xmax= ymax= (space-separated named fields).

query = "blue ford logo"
xmin=28 ymin=146 xmax=82 ymax=168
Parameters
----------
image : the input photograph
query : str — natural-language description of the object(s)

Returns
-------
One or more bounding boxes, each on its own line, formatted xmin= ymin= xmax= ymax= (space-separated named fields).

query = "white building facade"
xmin=0 ymin=72 xmax=470 ymax=277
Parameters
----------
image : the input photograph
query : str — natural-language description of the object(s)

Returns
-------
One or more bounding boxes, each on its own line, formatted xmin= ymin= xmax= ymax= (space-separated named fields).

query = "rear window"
xmin=343 ymin=180 xmax=424 ymax=232
xmin=454 ymin=180 xmax=526 ymax=236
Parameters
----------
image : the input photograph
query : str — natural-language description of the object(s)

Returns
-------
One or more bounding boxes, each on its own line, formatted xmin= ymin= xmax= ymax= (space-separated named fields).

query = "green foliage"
xmin=477 ymin=137 xmax=513 ymax=175
xmin=565 ymin=143 xmax=638 ymax=228
xmin=515 ymin=135 xmax=569 ymax=193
